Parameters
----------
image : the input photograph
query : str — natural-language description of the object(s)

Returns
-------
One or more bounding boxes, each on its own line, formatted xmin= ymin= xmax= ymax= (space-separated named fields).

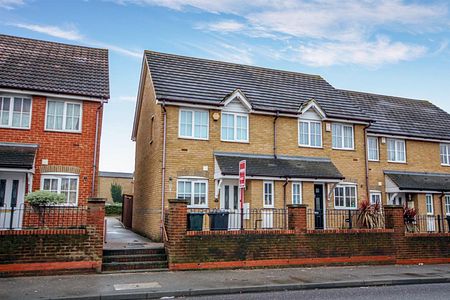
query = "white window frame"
xmin=332 ymin=123 xmax=354 ymax=150
xmin=176 ymin=178 xmax=208 ymax=208
xmin=292 ymin=182 xmax=302 ymax=205
xmin=445 ymin=195 xmax=450 ymax=216
xmin=387 ymin=138 xmax=406 ymax=163
xmin=45 ymin=99 xmax=82 ymax=133
xmin=178 ymin=108 xmax=209 ymax=140
xmin=0 ymin=95 xmax=32 ymax=129
xmin=369 ymin=191 xmax=382 ymax=206
xmin=298 ymin=120 xmax=322 ymax=148
xmin=221 ymin=112 xmax=249 ymax=143
xmin=334 ymin=183 xmax=358 ymax=209
xmin=440 ymin=144 xmax=450 ymax=166
xmin=40 ymin=173 xmax=79 ymax=206
xmin=367 ymin=136 xmax=379 ymax=161
xmin=426 ymin=194 xmax=434 ymax=215
xmin=263 ymin=181 xmax=274 ymax=208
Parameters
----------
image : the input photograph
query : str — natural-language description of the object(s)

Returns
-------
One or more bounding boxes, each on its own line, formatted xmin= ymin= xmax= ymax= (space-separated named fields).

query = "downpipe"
xmin=161 ymin=101 xmax=167 ymax=239
xmin=91 ymin=101 xmax=104 ymax=197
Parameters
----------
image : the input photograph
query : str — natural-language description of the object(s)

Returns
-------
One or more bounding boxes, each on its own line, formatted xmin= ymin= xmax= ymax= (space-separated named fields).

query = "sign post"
xmin=239 ymin=160 xmax=246 ymax=231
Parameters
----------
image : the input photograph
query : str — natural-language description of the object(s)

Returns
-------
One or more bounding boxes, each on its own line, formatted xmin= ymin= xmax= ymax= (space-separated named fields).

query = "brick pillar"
xmin=384 ymin=205 xmax=404 ymax=233
xmin=87 ymin=198 xmax=106 ymax=272
xmin=287 ymin=204 xmax=308 ymax=233
xmin=165 ymin=199 xmax=188 ymax=264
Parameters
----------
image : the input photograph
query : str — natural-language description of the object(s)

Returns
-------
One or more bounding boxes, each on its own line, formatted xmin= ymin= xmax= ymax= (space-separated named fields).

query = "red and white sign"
xmin=239 ymin=160 xmax=246 ymax=188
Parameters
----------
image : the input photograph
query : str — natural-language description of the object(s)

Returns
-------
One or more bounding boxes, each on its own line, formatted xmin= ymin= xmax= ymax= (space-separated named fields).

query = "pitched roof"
xmin=341 ymin=90 xmax=450 ymax=140
xmin=215 ymin=152 xmax=344 ymax=180
xmin=0 ymin=142 xmax=38 ymax=169
xmin=99 ymin=171 xmax=133 ymax=179
xmin=385 ymin=170 xmax=450 ymax=192
xmin=144 ymin=51 xmax=368 ymax=121
xmin=0 ymin=34 xmax=109 ymax=99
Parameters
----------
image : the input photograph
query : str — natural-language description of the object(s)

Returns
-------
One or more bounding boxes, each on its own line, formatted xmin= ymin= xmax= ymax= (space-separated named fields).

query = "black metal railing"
xmin=187 ymin=208 xmax=287 ymax=231
xmin=307 ymin=209 xmax=385 ymax=230
xmin=0 ymin=204 xmax=87 ymax=230
xmin=405 ymin=214 xmax=450 ymax=233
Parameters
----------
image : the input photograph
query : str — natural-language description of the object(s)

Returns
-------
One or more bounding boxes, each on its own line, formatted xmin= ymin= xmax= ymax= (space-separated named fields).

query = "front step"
xmin=102 ymin=247 xmax=168 ymax=273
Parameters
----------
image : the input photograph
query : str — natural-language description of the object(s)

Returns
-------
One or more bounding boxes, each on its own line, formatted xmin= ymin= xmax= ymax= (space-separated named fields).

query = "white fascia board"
xmin=368 ymin=132 xmax=450 ymax=144
xmin=0 ymin=88 xmax=106 ymax=103
xmin=131 ymin=55 xmax=150 ymax=141
xmin=217 ymin=174 xmax=342 ymax=182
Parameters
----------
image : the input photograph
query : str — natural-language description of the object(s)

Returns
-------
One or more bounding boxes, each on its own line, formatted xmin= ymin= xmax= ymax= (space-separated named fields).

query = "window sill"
xmin=298 ymin=145 xmax=323 ymax=149
xmin=387 ymin=161 xmax=407 ymax=164
xmin=44 ymin=129 xmax=82 ymax=134
xmin=221 ymin=140 xmax=250 ymax=144
xmin=333 ymin=207 xmax=358 ymax=210
xmin=332 ymin=147 xmax=355 ymax=151
xmin=187 ymin=205 xmax=208 ymax=209
xmin=0 ymin=126 xmax=31 ymax=130
xmin=368 ymin=159 xmax=380 ymax=163
xmin=441 ymin=164 xmax=450 ymax=167
xmin=178 ymin=136 xmax=209 ymax=141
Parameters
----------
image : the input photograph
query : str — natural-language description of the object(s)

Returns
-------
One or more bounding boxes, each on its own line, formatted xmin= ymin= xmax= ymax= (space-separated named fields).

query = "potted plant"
xmin=356 ymin=199 xmax=384 ymax=229
xmin=403 ymin=206 xmax=417 ymax=233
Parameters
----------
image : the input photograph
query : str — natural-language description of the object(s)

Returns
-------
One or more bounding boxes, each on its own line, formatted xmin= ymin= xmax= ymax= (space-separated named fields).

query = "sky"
xmin=1 ymin=0 xmax=450 ymax=173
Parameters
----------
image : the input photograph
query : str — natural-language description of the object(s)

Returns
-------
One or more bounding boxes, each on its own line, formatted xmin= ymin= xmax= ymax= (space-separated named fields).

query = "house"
xmin=97 ymin=171 xmax=134 ymax=203
xmin=132 ymin=51 xmax=450 ymax=241
xmin=0 ymin=34 xmax=109 ymax=229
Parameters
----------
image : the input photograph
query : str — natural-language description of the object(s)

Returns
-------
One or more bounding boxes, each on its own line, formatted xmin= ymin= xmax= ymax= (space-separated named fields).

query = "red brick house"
xmin=0 ymin=34 xmax=109 ymax=229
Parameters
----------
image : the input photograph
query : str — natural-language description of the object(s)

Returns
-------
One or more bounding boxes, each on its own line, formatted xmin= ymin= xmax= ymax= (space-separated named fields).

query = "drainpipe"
xmin=273 ymin=111 xmax=279 ymax=159
xmin=91 ymin=101 xmax=104 ymax=197
xmin=283 ymin=177 xmax=288 ymax=228
xmin=160 ymin=101 xmax=167 ymax=238
xmin=363 ymin=124 xmax=371 ymax=200
xmin=439 ymin=192 xmax=445 ymax=230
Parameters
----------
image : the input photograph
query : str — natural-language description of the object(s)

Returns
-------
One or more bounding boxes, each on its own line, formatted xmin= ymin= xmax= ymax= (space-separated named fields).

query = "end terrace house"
xmin=132 ymin=51 xmax=450 ymax=241
xmin=0 ymin=34 xmax=109 ymax=229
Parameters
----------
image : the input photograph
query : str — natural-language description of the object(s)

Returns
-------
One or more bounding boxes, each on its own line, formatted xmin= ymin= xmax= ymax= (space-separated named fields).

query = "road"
xmin=190 ymin=283 xmax=450 ymax=300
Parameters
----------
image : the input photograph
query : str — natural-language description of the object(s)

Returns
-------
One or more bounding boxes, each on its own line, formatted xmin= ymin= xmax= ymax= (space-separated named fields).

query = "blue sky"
xmin=1 ymin=0 xmax=450 ymax=172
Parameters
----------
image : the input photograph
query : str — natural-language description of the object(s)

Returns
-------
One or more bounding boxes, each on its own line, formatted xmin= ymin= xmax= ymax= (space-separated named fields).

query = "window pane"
xmin=236 ymin=115 xmax=248 ymax=141
xmin=22 ymin=99 xmax=31 ymax=113
xmin=368 ymin=137 xmax=378 ymax=160
xmin=343 ymin=126 xmax=353 ymax=148
xmin=387 ymin=139 xmax=396 ymax=161
xmin=221 ymin=113 xmax=235 ymax=140
xmin=299 ymin=122 xmax=309 ymax=145
xmin=12 ymin=112 xmax=21 ymax=127
xmin=180 ymin=111 xmax=193 ymax=137
xmin=332 ymin=123 xmax=342 ymax=148
xmin=310 ymin=122 xmax=321 ymax=147
xmin=292 ymin=183 xmax=301 ymax=204
xmin=193 ymin=111 xmax=208 ymax=139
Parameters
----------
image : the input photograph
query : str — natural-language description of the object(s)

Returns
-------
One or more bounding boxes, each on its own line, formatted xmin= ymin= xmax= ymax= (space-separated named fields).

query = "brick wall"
xmin=0 ymin=95 xmax=103 ymax=205
xmin=0 ymin=199 xmax=105 ymax=277
xmin=165 ymin=201 xmax=450 ymax=270
xmin=97 ymin=176 xmax=134 ymax=203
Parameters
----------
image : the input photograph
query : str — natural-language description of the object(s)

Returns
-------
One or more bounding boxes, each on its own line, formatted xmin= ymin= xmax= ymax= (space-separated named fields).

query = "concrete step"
xmin=103 ymin=247 xmax=165 ymax=256
xmin=101 ymin=268 xmax=169 ymax=274
xmin=102 ymin=261 xmax=168 ymax=272
xmin=103 ymin=253 xmax=167 ymax=263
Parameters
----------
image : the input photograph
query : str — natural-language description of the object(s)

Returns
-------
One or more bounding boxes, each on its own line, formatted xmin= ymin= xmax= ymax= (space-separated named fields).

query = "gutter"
xmin=161 ymin=101 xmax=168 ymax=238
xmin=91 ymin=101 xmax=104 ymax=197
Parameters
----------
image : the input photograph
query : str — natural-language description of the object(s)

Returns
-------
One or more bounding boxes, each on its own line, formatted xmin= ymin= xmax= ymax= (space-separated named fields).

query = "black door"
xmin=314 ymin=184 xmax=324 ymax=229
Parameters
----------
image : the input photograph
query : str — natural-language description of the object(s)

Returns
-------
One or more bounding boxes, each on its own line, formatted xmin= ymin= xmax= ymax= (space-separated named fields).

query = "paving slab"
xmin=0 ymin=264 xmax=449 ymax=299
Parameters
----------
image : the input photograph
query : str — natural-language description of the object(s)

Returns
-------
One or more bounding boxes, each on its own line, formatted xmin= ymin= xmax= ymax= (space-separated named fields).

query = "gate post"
xmin=287 ymin=204 xmax=308 ymax=233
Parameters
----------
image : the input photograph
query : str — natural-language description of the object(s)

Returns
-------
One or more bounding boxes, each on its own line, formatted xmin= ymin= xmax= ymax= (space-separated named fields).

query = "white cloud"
xmin=199 ymin=20 xmax=245 ymax=33
xmin=294 ymin=37 xmax=427 ymax=67
xmin=185 ymin=40 xmax=254 ymax=65
xmin=10 ymin=22 xmax=142 ymax=58
xmin=0 ymin=0 xmax=24 ymax=10
xmin=12 ymin=23 xmax=84 ymax=40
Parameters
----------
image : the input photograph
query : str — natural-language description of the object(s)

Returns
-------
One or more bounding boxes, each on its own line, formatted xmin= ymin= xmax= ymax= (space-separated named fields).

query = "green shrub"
xmin=110 ymin=183 xmax=123 ymax=203
xmin=105 ymin=203 xmax=122 ymax=216
xmin=25 ymin=190 xmax=66 ymax=206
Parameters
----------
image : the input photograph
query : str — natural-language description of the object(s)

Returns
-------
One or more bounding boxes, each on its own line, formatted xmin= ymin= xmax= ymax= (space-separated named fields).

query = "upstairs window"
xmin=179 ymin=109 xmax=209 ymax=140
xmin=332 ymin=123 xmax=354 ymax=150
xmin=334 ymin=184 xmax=357 ymax=209
xmin=298 ymin=120 xmax=322 ymax=147
xmin=0 ymin=96 xmax=31 ymax=129
xmin=177 ymin=179 xmax=208 ymax=208
xmin=440 ymin=144 xmax=450 ymax=166
xmin=367 ymin=136 xmax=379 ymax=161
xmin=221 ymin=112 xmax=248 ymax=142
xmin=41 ymin=174 xmax=79 ymax=205
xmin=46 ymin=100 xmax=82 ymax=132
xmin=387 ymin=138 xmax=406 ymax=163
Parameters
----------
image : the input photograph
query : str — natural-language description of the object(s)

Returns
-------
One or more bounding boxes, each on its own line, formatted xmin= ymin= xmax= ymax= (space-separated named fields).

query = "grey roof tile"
xmin=385 ymin=170 xmax=450 ymax=192
xmin=215 ymin=152 xmax=344 ymax=180
xmin=341 ymin=90 xmax=450 ymax=140
xmin=145 ymin=51 xmax=369 ymax=121
xmin=0 ymin=34 xmax=109 ymax=99
xmin=0 ymin=143 xmax=38 ymax=169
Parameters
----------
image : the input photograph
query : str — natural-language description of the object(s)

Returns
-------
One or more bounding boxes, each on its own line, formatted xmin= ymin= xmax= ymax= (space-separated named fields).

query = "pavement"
xmin=104 ymin=217 xmax=163 ymax=250
xmin=1 ymin=264 xmax=450 ymax=299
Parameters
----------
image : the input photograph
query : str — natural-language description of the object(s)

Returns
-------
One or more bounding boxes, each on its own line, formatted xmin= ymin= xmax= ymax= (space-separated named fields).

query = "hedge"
xmin=105 ymin=203 xmax=122 ymax=216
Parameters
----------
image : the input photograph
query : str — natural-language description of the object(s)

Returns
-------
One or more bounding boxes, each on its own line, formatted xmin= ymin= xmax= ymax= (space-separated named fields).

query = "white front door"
xmin=0 ymin=172 xmax=26 ymax=229
xmin=220 ymin=181 xmax=240 ymax=230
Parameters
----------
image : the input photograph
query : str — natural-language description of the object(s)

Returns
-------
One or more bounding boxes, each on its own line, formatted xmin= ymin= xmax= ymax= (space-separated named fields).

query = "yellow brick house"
xmin=131 ymin=51 xmax=450 ymax=240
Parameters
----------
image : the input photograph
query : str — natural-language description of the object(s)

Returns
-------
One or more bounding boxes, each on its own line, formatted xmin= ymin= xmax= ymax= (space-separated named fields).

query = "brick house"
xmin=0 ymin=34 xmax=109 ymax=229
xmin=132 ymin=51 xmax=450 ymax=241
xmin=97 ymin=171 xmax=134 ymax=203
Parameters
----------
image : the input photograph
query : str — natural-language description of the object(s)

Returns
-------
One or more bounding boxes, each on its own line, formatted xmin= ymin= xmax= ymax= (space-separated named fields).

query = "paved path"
xmin=104 ymin=217 xmax=163 ymax=250
xmin=0 ymin=264 xmax=449 ymax=299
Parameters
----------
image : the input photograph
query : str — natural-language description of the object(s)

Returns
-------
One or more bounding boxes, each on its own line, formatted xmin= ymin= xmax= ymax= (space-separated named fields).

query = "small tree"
xmin=110 ymin=183 xmax=123 ymax=203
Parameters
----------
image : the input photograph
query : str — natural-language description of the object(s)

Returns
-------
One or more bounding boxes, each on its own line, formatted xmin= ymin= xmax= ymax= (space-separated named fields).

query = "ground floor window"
xmin=445 ymin=195 xmax=450 ymax=215
xmin=41 ymin=174 xmax=79 ymax=205
xmin=177 ymin=179 xmax=208 ymax=208
xmin=292 ymin=182 xmax=302 ymax=204
xmin=370 ymin=191 xmax=382 ymax=206
xmin=426 ymin=194 xmax=434 ymax=215
xmin=334 ymin=184 xmax=357 ymax=209
xmin=263 ymin=181 xmax=274 ymax=208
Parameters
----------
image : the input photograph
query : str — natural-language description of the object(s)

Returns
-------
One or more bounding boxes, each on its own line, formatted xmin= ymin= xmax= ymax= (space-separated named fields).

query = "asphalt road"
xmin=190 ymin=283 xmax=450 ymax=300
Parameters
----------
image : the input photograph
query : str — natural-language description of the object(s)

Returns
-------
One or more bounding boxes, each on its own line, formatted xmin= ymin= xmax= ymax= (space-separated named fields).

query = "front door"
xmin=220 ymin=182 xmax=240 ymax=230
xmin=314 ymin=184 xmax=324 ymax=229
xmin=0 ymin=172 xmax=26 ymax=229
